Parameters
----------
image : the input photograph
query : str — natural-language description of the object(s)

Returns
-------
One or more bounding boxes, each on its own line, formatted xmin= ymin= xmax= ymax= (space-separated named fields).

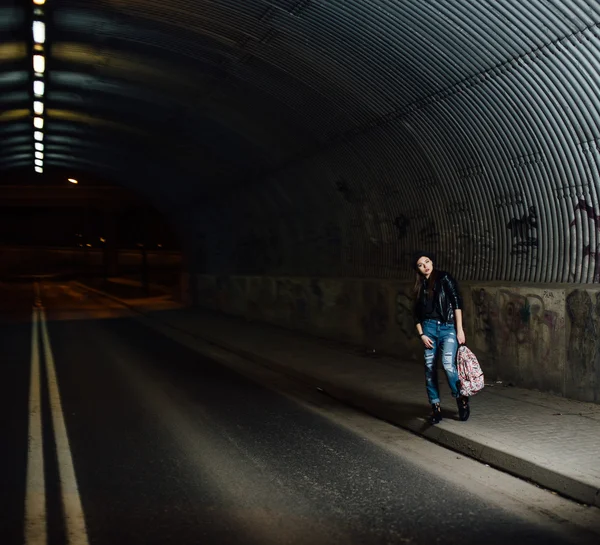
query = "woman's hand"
xmin=421 ymin=335 xmax=434 ymax=349
xmin=457 ymin=328 xmax=466 ymax=345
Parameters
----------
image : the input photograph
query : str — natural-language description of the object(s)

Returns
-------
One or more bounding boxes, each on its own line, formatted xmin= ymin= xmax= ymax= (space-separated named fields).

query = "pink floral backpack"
xmin=456 ymin=345 xmax=485 ymax=396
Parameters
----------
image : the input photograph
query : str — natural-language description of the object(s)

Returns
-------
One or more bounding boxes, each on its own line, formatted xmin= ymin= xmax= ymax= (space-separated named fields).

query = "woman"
xmin=413 ymin=251 xmax=470 ymax=423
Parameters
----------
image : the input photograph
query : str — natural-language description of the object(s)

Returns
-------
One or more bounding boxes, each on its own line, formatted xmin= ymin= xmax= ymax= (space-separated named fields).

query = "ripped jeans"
xmin=422 ymin=319 xmax=460 ymax=404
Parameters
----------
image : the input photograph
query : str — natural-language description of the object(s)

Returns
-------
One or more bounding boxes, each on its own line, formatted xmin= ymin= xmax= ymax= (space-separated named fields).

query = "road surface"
xmin=0 ymin=280 xmax=598 ymax=545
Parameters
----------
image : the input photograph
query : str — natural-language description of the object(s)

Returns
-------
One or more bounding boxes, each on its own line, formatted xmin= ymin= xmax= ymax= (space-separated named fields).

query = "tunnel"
xmin=3 ymin=3 xmax=600 ymax=543
xmin=1 ymin=0 xmax=600 ymax=405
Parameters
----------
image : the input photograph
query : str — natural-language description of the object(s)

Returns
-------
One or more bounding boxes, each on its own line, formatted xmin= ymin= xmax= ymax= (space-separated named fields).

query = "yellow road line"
xmin=24 ymin=307 xmax=47 ymax=545
xmin=39 ymin=308 xmax=90 ymax=545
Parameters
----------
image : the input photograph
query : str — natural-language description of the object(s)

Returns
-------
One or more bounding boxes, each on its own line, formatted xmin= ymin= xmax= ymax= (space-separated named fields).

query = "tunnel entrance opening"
xmin=0 ymin=171 xmax=183 ymax=300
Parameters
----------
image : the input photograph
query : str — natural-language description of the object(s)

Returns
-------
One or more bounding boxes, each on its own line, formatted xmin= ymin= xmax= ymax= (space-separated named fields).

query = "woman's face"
xmin=416 ymin=256 xmax=433 ymax=278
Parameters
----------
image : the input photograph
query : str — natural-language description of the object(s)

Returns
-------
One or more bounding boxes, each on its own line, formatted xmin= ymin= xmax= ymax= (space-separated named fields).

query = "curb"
xmin=74 ymin=282 xmax=600 ymax=508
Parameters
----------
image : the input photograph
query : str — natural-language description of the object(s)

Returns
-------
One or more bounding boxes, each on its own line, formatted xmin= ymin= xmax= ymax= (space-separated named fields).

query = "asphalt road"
xmin=0 ymin=281 xmax=598 ymax=545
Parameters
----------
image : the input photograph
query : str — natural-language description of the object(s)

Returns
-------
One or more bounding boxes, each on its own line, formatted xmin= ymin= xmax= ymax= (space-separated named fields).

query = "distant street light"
xmin=68 ymin=178 xmax=78 ymax=184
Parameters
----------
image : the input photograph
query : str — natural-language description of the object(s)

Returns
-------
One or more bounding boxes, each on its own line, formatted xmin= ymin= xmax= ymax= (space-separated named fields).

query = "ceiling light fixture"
xmin=32 ymin=2 xmax=47 ymax=174
xmin=33 ymin=21 xmax=45 ymax=44
xmin=33 ymin=54 xmax=45 ymax=74
xmin=68 ymin=178 xmax=79 ymax=184
xmin=33 ymin=80 xmax=45 ymax=96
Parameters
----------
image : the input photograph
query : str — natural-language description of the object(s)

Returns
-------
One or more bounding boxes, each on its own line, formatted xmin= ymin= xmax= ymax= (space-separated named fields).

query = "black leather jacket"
xmin=414 ymin=270 xmax=462 ymax=325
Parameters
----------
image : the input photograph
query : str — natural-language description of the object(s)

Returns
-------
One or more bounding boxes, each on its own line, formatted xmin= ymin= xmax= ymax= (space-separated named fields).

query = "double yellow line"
xmin=25 ymin=289 xmax=89 ymax=545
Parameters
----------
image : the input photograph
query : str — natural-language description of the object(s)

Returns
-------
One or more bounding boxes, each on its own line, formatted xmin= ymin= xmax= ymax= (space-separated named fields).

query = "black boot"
xmin=457 ymin=396 xmax=470 ymax=421
xmin=430 ymin=403 xmax=442 ymax=424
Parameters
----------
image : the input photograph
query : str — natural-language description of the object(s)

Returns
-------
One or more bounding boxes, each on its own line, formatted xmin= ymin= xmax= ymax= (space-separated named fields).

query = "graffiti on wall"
xmin=417 ymin=218 xmax=440 ymax=244
xmin=393 ymin=215 xmax=410 ymax=238
xmin=570 ymin=199 xmax=600 ymax=282
xmin=506 ymin=206 xmax=538 ymax=255
xmin=442 ymin=198 xmax=494 ymax=277
xmin=394 ymin=208 xmax=441 ymax=258
xmin=472 ymin=288 xmax=561 ymax=360
xmin=472 ymin=288 xmax=498 ymax=355
xmin=565 ymin=290 xmax=600 ymax=401
xmin=570 ymin=199 xmax=600 ymax=227
xmin=582 ymin=245 xmax=600 ymax=283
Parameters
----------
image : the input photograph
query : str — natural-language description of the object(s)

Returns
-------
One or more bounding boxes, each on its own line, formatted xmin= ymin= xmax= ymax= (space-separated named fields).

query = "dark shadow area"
xmin=0 ymin=180 xmax=182 ymax=292
xmin=83 ymin=278 xmax=166 ymax=299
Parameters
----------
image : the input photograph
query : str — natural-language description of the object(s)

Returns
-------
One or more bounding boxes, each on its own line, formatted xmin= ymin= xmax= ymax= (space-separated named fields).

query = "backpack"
xmin=456 ymin=345 xmax=485 ymax=396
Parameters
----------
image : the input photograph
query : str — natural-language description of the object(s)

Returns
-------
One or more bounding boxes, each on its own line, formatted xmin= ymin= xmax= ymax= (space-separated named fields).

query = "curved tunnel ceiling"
xmin=1 ymin=1 xmax=600 ymax=282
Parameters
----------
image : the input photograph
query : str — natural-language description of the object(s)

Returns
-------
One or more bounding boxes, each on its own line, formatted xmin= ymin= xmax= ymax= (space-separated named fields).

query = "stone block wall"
xmin=187 ymin=274 xmax=599 ymax=404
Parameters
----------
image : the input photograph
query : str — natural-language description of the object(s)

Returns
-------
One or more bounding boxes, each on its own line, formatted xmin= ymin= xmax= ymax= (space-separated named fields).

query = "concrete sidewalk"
xmin=77 ymin=282 xmax=600 ymax=509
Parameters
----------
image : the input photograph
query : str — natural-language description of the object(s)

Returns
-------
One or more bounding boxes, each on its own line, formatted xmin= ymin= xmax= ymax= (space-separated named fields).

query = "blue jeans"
xmin=422 ymin=320 xmax=460 ymax=404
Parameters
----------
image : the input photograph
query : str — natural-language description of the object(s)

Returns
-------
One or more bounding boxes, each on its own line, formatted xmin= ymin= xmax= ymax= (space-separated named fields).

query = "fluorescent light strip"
xmin=33 ymin=80 xmax=44 ymax=97
xmin=33 ymin=21 xmax=45 ymax=44
xmin=33 ymin=54 xmax=45 ymax=74
xmin=32 ymin=3 xmax=47 ymax=174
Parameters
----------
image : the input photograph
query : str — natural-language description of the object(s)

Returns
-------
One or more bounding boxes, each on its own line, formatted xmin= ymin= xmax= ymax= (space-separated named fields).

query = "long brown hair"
xmin=413 ymin=268 xmax=437 ymax=300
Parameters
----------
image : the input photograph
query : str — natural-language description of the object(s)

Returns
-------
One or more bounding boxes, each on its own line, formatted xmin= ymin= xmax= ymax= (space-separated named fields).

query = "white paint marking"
xmin=33 ymin=282 xmax=42 ymax=308
xmin=25 ymin=307 xmax=47 ymax=545
xmin=39 ymin=308 xmax=90 ymax=545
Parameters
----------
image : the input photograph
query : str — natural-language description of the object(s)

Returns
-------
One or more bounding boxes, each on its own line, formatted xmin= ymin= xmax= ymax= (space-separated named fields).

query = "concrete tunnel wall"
xmin=187 ymin=275 xmax=599 ymax=404
xmin=3 ymin=2 xmax=600 ymax=401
